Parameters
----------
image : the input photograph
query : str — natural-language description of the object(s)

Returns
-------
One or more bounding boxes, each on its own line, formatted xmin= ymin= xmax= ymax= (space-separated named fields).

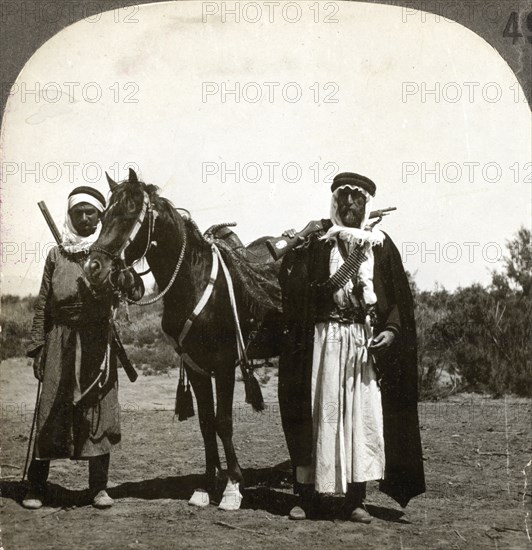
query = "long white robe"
xmin=296 ymin=244 xmax=385 ymax=494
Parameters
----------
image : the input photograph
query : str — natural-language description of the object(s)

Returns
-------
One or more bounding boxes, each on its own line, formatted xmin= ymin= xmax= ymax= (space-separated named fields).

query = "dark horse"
xmin=85 ymin=169 xmax=281 ymax=510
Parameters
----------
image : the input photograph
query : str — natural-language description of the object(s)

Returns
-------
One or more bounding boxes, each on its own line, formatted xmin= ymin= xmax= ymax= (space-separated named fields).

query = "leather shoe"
xmin=22 ymin=489 xmax=43 ymax=510
xmin=92 ymin=489 xmax=113 ymax=509
xmin=350 ymin=506 xmax=372 ymax=523
xmin=289 ymin=505 xmax=306 ymax=520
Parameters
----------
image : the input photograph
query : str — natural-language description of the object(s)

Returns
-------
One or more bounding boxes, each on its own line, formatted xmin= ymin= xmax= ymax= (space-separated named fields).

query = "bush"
xmin=125 ymin=343 xmax=177 ymax=376
xmin=1 ymin=228 xmax=529 ymax=395
xmin=413 ymin=228 xmax=531 ymax=398
xmin=114 ymin=300 xmax=178 ymax=375
xmin=114 ymin=300 xmax=164 ymax=346
xmin=0 ymin=295 xmax=35 ymax=360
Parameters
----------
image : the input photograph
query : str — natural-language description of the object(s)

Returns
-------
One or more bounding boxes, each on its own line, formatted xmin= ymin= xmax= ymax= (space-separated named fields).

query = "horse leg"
xmin=187 ymin=368 xmax=221 ymax=507
xmin=215 ymin=362 xmax=244 ymax=511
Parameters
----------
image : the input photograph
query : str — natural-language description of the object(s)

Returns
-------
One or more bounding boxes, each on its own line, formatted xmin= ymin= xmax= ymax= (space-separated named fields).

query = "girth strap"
xmin=176 ymin=243 xmax=250 ymax=379
xmin=176 ymin=245 xmax=220 ymax=376
xmin=178 ymin=248 xmax=219 ymax=348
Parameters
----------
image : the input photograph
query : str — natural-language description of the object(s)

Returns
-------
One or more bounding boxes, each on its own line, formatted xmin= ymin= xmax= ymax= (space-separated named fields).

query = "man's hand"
xmin=282 ymin=229 xmax=305 ymax=241
xmin=369 ymin=330 xmax=395 ymax=353
xmin=32 ymin=350 xmax=44 ymax=382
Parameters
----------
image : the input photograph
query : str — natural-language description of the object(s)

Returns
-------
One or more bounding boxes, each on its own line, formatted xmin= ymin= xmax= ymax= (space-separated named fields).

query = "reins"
xmin=124 ymin=228 xmax=187 ymax=306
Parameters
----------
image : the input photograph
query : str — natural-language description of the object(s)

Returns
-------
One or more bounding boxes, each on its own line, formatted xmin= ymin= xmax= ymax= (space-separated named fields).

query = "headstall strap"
xmin=117 ymin=191 xmax=150 ymax=258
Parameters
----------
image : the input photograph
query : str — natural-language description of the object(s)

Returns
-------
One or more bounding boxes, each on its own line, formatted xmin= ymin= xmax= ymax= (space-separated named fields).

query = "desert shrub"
xmin=414 ymin=228 xmax=531 ymax=398
xmin=114 ymin=301 xmax=164 ymax=346
xmin=125 ymin=343 xmax=177 ymax=375
xmin=0 ymin=295 xmax=35 ymax=360
xmin=135 ymin=321 xmax=163 ymax=347
xmin=2 ymin=228 xmax=529 ymax=395
xmin=114 ymin=300 xmax=177 ymax=375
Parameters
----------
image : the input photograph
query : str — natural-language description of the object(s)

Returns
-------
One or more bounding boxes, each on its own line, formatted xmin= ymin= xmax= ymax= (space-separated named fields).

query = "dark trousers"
xmin=28 ymin=454 xmax=110 ymax=492
xmin=346 ymin=482 xmax=367 ymax=505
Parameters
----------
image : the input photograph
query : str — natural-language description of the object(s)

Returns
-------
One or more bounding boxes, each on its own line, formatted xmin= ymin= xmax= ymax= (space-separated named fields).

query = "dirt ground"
xmin=1 ymin=357 xmax=530 ymax=550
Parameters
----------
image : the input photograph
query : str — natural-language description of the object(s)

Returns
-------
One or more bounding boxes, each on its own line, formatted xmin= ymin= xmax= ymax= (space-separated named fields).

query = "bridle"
xmin=91 ymin=190 xmax=187 ymax=305
xmin=92 ymin=191 xmax=151 ymax=262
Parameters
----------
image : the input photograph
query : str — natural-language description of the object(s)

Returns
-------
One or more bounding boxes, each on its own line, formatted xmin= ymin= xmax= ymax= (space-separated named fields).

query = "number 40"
xmin=503 ymin=11 xmax=532 ymax=44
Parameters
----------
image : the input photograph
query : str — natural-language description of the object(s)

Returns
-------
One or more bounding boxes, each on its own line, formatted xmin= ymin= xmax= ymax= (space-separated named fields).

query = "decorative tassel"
xmin=240 ymin=361 xmax=265 ymax=412
xmin=175 ymin=359 xmax=195 ymax=421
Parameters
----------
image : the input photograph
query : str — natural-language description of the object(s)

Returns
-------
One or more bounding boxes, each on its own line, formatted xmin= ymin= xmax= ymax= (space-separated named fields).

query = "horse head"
xmin=85 ymin=168 xmax=158 ymax=295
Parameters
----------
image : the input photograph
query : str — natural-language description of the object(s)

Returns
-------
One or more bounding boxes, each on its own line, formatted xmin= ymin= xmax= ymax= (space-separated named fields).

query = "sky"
xmin=1 ymin=0 xmax=530 ymax=296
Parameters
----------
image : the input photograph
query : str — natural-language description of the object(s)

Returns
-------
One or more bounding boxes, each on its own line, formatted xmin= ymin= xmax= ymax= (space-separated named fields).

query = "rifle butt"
xmin=266 ymin=220 xmax=325 ymax=260
xmin=265 ymin=207 xmax=397 ymax=260
xmin=119 ymin=352 xmax=138 ymax=383
xmin=112 ymin=326 xmax=138 ymax=383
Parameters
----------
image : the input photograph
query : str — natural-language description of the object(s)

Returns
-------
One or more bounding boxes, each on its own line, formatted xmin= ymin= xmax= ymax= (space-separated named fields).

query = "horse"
xmin=85 ymin=169 xmax=282 ymax=510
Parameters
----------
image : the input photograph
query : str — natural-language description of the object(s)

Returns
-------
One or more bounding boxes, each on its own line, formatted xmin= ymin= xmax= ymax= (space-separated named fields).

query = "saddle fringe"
xmin=240 ymin=364 xmax=265 ymax=412
xmin=175 ymin=360 xmax=195 ymax=421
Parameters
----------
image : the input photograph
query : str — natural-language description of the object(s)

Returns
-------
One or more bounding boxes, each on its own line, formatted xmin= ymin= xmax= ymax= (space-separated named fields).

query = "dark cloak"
xmin=278 ymin=225 xmax=425 ymax=507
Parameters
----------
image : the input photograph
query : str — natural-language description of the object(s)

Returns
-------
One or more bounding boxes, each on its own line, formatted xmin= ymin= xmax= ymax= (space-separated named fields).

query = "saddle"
xmin=206 ymin=225 xmax=278 ymax=266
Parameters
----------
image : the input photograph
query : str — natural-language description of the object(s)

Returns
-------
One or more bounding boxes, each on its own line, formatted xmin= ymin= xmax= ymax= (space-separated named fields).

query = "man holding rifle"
xmin=278 ymin=172 xmax=425 ymax=522
xmin=23 ymin=186 xmax=133 ymax=510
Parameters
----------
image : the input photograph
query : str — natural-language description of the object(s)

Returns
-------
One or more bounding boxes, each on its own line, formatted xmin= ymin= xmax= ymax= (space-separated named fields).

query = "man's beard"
xmin=76 ymin=224 xmax=98 ymax=237
xmin=339 ymin=207 xmax=364 ymax=228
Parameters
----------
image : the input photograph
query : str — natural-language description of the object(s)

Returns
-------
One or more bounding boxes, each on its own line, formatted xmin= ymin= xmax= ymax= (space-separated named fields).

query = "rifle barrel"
xmin=38 ymin=201 xmax=62 ymax=244
xmin=368 ymin=207 xmax=397 ymax=219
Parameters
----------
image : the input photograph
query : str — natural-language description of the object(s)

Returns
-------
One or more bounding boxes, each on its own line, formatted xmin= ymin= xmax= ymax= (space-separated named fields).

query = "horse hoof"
xmin=218 ymin=481 xmax=243 ymax=511
xmin=188 ymin=489 xmax=210 ymax=507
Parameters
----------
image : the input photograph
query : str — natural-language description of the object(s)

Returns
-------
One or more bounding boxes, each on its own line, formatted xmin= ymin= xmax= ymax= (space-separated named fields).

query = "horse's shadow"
xmin=2 ymin=462 xmax=407 ymax=522
xmin=0 ymin=464 xmax=295 ymax=513
xmin=107 ymin=463 xmax=299 ymax=516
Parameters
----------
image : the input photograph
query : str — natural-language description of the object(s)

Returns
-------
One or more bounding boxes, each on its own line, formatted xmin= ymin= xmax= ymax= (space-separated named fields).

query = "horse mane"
xmin=108 ymin=181 xmax=187 ymax=232
xmin=109 ymin=179 xmax=281 ymax=320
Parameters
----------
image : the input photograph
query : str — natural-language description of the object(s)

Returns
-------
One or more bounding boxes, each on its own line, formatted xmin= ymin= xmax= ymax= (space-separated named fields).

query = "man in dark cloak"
xmin=278 ymin=172 xmax=425 ymax=522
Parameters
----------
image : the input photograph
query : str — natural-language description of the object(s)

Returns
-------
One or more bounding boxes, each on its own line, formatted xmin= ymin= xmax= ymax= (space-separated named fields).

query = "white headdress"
xmin=61 ymin=191 xmax=105 ymax=254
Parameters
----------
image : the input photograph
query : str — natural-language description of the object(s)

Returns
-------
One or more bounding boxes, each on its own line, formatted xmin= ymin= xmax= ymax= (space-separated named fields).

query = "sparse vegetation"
xmin=2 ymin=228 xmax=530 ymax=396
xmin=0 ymin=295 xmax=36 ymax=360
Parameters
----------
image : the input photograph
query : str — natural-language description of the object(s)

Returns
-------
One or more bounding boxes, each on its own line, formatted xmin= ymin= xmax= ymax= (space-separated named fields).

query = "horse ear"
xmin=105 ymin=172 xmax=118 ymax=191
xmin=128 ymin=168 xmax=139 ymax=184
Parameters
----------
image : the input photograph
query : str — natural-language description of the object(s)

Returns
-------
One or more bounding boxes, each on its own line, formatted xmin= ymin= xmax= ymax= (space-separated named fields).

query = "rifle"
xmin=37 ymin=201 xmax=138 ymax=383
xmin=266 ymin=207 xmax=397 ymax=260
xmin=38 ymin=202 xmax=62 ymax=243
